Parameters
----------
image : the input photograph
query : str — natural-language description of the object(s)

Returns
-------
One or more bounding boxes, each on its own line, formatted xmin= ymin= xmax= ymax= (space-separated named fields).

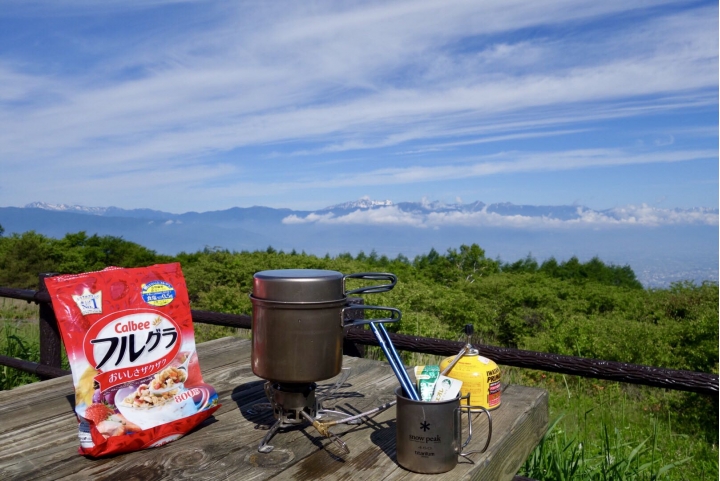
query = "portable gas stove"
xmin=245 ymin=369 xmax=395 ymax=454
xmin=246 ymin=269 xmax=401 ymax=454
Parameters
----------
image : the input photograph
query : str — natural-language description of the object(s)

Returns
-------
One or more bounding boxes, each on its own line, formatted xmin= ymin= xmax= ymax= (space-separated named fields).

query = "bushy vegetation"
xmin=0 ymin=230 xmax=717 ymax=480
xmin=0 ymin=230 xmax=172 ymax=288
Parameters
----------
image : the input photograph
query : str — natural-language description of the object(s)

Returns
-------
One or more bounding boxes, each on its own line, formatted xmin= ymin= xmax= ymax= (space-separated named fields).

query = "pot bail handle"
xmin=344 ymin=273 xmax=397 ymax=296
xmin=341 ymin=305 xmax=401 ymax=327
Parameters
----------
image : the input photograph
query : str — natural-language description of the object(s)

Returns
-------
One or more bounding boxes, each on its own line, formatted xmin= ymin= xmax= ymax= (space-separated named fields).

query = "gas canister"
xmin=439 ymin=325 xmax=501 ymax=410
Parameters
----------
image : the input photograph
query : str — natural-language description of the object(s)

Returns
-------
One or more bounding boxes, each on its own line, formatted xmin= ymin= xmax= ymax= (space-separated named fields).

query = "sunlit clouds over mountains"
xmin=282 ymin=201 xmax=718 ymax=229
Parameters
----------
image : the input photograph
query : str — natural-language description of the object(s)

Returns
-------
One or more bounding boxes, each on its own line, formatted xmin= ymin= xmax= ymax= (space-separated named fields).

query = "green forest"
xmin=0 ymin=229 xmax=717 ymax=480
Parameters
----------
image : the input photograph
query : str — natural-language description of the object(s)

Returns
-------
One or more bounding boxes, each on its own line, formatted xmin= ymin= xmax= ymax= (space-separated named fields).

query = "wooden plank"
xmin=464 ymin=385 xmax=548 ymax=481
xmin=0 ymin=337 xmax=252 ymax=479
xmin=272 ymin=384 xmax=547 ymax=481
xmin=44 ymin=351 xmax=398 ymax=480
xmin=0 ymin=337 xmax=548 ymax=481
xmin=0 ymin=338 xmax=397 ymax=480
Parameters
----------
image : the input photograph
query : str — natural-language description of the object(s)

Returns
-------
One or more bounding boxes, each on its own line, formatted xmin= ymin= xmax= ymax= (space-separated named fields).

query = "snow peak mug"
xmin=395 ymin=387 xmax=492 ymax=474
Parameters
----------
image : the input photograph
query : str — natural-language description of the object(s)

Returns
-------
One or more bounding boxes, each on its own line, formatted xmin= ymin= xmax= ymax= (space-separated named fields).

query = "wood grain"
xmin=0 ymin=336 xmax=548 ymax=481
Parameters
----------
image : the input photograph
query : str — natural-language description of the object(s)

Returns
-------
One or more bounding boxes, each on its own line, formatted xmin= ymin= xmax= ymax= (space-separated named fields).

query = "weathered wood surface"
xmin=0 ymin=337 xmax=548 ymax=481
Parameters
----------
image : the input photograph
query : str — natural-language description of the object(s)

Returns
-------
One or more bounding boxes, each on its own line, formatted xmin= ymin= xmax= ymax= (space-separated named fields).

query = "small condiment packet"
xmin=414 ymin=365 xmax=440 ymax=402
xmin=431 ymin=375 xmax=463 ymax=402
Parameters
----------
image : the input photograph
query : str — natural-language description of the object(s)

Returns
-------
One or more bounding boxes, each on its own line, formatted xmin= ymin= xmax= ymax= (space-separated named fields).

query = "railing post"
xmin=38 ymin=273 xmax=61 ymax=378
xmin=343 ymin=297 xmax=365 ymax=358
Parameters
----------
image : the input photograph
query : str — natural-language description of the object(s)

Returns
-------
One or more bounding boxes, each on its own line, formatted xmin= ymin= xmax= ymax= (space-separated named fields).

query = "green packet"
xmin=414 ymin=365 xmax=440 ymax=401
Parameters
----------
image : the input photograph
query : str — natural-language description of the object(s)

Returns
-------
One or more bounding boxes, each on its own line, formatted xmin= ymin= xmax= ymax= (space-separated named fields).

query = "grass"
xmin=1 ymin=300 xmax=717 ymax=480
xmin=0 ymin=298 xmax=42 ymax=389
xmin=506 ymin=367 xmax=719 ymax=480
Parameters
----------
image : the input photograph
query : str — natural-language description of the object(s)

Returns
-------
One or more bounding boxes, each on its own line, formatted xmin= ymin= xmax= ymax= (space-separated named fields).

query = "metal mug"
xmin=395 ymin=387 xmax=492 ymax=474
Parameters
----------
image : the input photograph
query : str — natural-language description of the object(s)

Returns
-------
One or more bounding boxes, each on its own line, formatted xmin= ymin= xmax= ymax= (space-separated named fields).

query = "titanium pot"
xmin=250 ymin=269 xmax=401 ymax=384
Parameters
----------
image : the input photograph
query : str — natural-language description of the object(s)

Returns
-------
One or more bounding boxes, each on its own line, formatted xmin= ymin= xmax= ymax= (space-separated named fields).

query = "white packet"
xmin=431 ymin=375 xmax=463 ymax=402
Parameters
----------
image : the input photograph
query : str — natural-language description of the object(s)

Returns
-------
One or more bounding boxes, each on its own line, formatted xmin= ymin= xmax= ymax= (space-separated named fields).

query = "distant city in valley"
xmin=1 ymin=200 xmax=717 ymax=288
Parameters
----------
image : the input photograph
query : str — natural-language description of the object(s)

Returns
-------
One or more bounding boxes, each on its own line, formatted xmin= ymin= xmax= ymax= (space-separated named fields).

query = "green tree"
xmin=502 ymin=254 xmax=539 ymax=273
xmin=445 ymin=244 xmax=500 ymax=281
xmin=0 ymin=231 xmax=168 ymax=288
xmin=0 ymin=231 xmax=60 ymax=288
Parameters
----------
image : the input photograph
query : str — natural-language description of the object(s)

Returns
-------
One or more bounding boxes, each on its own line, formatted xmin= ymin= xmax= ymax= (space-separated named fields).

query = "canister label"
xmin=486 ymin=366 xmax=501 ymax=408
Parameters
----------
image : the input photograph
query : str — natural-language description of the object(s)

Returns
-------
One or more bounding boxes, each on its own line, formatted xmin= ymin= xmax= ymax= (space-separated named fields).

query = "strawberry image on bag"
xmin=45 ymin=263 xmax=220 ymax=457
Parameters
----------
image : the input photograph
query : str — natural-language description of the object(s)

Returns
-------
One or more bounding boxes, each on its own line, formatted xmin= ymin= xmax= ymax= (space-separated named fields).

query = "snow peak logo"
xmin=409 ymin=434 xmax=441 ymax=444
xmin=72 ymin=288 xmax=102 ymax=315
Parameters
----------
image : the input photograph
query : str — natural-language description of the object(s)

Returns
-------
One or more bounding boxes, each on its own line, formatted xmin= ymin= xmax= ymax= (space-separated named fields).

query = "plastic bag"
xmin=45 ymin=263 xmax=220 ymax=457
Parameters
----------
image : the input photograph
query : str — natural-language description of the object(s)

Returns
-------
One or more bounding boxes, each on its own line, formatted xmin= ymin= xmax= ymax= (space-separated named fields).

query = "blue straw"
xmin=369 ymin=322 xmax=420 ymax=400
xmin=377 ymin=323 xmax=419 ymax=400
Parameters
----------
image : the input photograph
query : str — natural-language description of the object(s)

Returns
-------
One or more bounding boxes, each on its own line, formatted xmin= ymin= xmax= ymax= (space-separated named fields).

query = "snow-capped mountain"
xmin=320 ymin=198 xmax=394 ymax=212
xmin=24 ymin=202 xmax=178 ymax=220
xmin=24 ymin=202 xmax=110 ymax=215
xmin=2 ymin=198 xmax=717 ymax=287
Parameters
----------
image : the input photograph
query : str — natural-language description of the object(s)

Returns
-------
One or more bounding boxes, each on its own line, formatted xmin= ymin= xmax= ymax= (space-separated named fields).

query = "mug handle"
xmin=455 ymin=403 xmax=492 ymax=458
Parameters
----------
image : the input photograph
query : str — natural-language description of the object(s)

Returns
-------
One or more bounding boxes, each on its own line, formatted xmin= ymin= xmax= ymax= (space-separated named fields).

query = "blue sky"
xmin=0 ymin=0 xmax=717 ymax=222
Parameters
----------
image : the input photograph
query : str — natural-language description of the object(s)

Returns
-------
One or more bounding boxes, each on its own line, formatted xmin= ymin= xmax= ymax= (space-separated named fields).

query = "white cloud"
xmin=282 ymin=204 xmax=719 ymax=228
xmin=282 ymin=148 xmax=718 ymax=190
xmin=0 ymin=1 xmax=716 ymax=166
xmin=0 ymin=1 xmax=716 ymax=211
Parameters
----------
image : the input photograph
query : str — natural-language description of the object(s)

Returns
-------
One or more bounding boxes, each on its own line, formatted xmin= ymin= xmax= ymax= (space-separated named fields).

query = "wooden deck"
xmin=0 ymin=337 xmax=548 ymax=480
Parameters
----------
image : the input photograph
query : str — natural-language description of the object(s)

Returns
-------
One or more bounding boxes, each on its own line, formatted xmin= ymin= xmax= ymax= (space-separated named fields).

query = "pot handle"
xmin=341 ymin=305 xmax=401 ymax=327
xmin=344 ymin=273 xmax=397 ymax=296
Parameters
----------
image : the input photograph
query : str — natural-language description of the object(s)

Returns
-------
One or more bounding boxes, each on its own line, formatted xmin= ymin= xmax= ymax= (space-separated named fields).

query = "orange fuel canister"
xmin=439 ymin=324 xmax=501 ymax=410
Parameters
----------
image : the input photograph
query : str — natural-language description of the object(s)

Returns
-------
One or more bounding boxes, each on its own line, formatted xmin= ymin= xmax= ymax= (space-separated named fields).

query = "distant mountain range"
xmin=2 ymin=200 xmax=718 ymax=287
xmin=24 ymin=199 xmax=718 ymax=221
xmin=23 ymin=199 xmax=585 ymax=220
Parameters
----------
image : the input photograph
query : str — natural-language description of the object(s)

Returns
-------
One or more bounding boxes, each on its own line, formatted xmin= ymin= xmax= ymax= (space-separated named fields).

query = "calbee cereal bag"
xmin=46 ymin=263 xmax=220 ymax=457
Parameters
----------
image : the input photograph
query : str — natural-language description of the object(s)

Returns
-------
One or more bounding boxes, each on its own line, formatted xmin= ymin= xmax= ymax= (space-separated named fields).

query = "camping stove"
xmin=246 ymin=370 xmax=396 ymax=454
xmin=247 ymin=370 xmax=354 ymax=453
xmin=246 ymin=269 xmax=401 ymax=454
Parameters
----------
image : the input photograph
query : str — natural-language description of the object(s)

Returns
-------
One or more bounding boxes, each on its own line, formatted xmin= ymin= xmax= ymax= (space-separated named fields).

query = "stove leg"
xmin=316 ymin=409 xmax=363 ymax=424
xmin=258 ymin=419 xmax=282 ymax=453
xmin=316 ymin=368 xmax=351 ymax=408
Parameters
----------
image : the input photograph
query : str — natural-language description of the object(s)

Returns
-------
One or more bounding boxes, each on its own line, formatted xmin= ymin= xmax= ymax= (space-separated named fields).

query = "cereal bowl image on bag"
xmin=45 ymin=263 xmax=221 ymax=457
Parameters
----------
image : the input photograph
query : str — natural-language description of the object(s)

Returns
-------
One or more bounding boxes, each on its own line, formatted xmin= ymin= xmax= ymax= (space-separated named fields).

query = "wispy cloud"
xmin=1 ymin=2 xmax=716 ymax=160
xmin=232 ymin=148 xmax=717 ymax=192
xmin=0 ymin=0 xmax=716 ymax=211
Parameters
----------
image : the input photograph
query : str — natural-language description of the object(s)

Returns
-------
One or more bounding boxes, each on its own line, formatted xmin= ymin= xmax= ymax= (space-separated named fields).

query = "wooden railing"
xmin=0 ymin=276 xmax=717 ymax=396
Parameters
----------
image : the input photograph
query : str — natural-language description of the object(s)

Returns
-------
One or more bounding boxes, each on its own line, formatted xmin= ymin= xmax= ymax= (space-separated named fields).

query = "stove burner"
xmin=247 ymin=369 xmax=397 ymax=454
xmin=267 ymin=382 xmax=317 ymax=425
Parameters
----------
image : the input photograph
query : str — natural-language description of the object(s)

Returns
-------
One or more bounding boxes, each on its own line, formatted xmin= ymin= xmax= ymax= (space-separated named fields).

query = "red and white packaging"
xmin=45 ymin=263 xmax=220 ymax=457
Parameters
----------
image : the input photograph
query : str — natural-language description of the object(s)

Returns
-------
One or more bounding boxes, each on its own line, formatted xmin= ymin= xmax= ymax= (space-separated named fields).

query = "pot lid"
xmin=253 ymin=269 xmax=345 ymax=302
